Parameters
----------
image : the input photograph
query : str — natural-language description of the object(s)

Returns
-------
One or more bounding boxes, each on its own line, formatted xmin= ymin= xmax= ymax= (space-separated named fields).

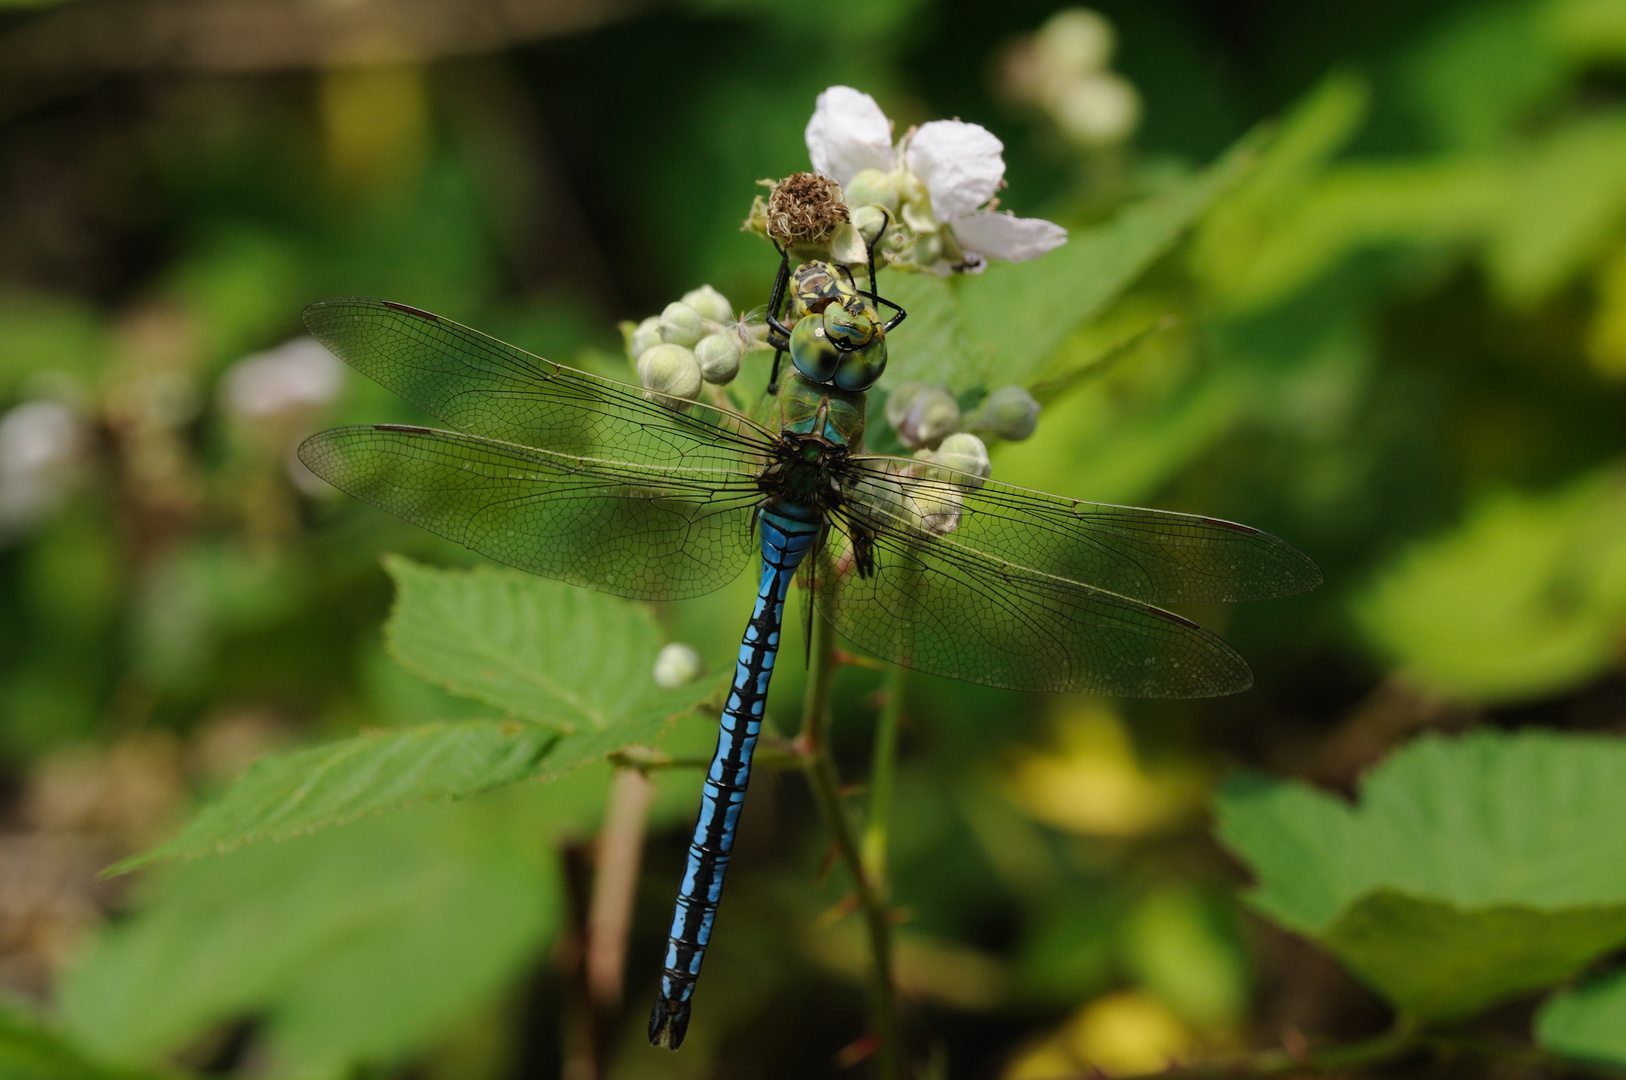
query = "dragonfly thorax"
xmin=759 ymin=429 xmax=852 ymax=518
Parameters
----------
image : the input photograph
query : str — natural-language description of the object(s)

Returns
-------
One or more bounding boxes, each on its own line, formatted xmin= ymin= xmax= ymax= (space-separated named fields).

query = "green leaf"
xmin=383 ymin=556 xmax=723 ymax=765
xmin=1405 ymin=0 xmax=1565 ymax=152
xmin=1354 ymin=466 xmax=1626 ymax=703
xmin=1122 ymin=887 xmax=1251 ymax=1029
xmin=1214 ymin=730 xmax=1626 ymax=1020
xmin=107 ymin=720 xmax=558 ymax=873
xmin=63 ymin=790 xmax=564 ymax=1078
xmin=0 ymin=293 xmax=109 ymax=394
xmin=959 ymin=129 xmax=1263 ymax=387
xmin=1189 ymin=72 xmax=1370 ymax=312
xmin=110 ymin=556 xmax=727 ymax=873
xmin=0 ymin=1009 xmax=173 ymax=1080
xmin=1536 ymin=967 xmax=1626 ymax=1067
xmin=1320 ymin=891 xmax=1626 ymax=1020
xmin=1488 ymin=113 xmax=1626 ymax=303
xmin=880 ymin=273 xmax=986 ymax=390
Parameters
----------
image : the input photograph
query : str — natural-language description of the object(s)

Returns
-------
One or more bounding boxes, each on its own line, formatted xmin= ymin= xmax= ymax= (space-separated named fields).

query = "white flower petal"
xmin=950 ymin=211 xmax=1068 ymax=263
xmin=805 ymin=86 xmax=894 ymax=186
xmin=906 ymin=120 xmax=1006 ymax=221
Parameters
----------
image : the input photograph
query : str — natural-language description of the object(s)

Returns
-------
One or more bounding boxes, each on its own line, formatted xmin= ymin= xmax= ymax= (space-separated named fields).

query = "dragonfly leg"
xmin=860 ymin=211 xmax=908 ymax=332
xmin=765 ymin=242 xmax=794 ymax=342
xmin=766 ymin=348 xmax=785 ymax=394
xmin=863 ymin=208 xmax=889 ymax=304
xmin=878 ymin=295 xmax=907 ymax=334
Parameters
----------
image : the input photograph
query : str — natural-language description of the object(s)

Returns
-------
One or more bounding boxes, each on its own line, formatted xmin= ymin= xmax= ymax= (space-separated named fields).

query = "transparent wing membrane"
xmin=848 ymin=456 xmax=1322 ymax=605
xmin=813 ymin=509 xmax=1253 ymax=697
xmin=303 ymin=298 xmax=775 ymax=472
xmin=300 ymin=425 xmax=762 ymax=601
xmin=299 ymin=297 xmax=1318 ymax=696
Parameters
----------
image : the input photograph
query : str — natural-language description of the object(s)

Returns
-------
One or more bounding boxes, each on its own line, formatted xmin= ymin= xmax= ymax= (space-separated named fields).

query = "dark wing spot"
xmin=374 ymin=424 xmax=434 ymax=434
xmin=1145 ymin=605 xmax=1206 ymax=631
xmin=381 ymin=301 xmax=440 ymax=321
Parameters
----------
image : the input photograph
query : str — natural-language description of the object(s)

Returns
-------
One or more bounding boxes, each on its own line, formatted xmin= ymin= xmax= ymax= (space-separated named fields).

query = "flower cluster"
xmin=886 ymin=381 xmax=1041 ymax=451
xmin=621 ymin=285 xmax=768 ymax=408
xmin=997 ymin=8 xmax=1141 ymax=147
xmin=866 ymin=382 xmax=1044 ymax=534
xmin=747 ymin=87 xmax=1067 ymax=275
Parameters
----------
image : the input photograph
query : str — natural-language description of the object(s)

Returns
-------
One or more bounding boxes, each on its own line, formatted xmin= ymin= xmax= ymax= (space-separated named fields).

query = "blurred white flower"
xmin=802 ymin=86 xmax=1067 ymax=274
xmin=998 ymin=8 xmax=1143 ymax=148
xmin=653 ymin=643 xmax=704 ymax=689
xmin=220 ymin=337 xmax=344 ymax=419
xmin=0 ymin=400 xmax=84 ymax=536
xmin=1035 ymin=8 xmax=1116 ymax=76
xmin=1052 ymin=73 xmax=1141 ymax=146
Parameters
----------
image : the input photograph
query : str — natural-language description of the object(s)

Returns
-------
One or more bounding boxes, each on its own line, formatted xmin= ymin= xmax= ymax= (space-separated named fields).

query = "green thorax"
xmin=772 ymin=371 xmax=867 ymax=448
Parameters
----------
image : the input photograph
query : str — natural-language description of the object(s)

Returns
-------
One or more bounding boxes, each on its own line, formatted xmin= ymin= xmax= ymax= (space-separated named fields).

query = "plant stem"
xmin=796 ymin=613 xmax=903 ymax=1080
xmin=861 ymin=666 xmax=906 ymax=889
xmin=585 ymin=768 xmax=655 ymax=1009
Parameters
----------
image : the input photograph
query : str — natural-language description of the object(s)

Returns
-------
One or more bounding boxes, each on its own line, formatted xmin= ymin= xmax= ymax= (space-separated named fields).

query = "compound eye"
xmin=822 ymin=304 xmax=873 ymax=349
xmin=834 ymin=336 xmax=887 ymax=391
xmin=790 ymin=316 xmax=841 ymax=383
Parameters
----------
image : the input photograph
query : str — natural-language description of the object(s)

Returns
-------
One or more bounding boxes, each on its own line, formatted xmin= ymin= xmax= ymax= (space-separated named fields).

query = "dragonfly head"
xmin=786 ymin=261 xmax=888 ymax=392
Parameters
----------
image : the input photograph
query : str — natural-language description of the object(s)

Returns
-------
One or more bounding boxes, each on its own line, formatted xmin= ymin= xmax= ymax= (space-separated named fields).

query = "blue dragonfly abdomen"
xmin=649 ymin=504 xmax=821 ymax=1049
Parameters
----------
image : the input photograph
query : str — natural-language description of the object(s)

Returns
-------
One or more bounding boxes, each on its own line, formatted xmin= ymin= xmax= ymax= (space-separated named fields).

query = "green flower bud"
xmin=628 ymin=316 xmax=664 ymax=359
xmin=884 ymin=381 xmax=929 ymax=431
xmin=637 ymin=343 xmax=702 ymax=408
xmin=903 ymin=457 xmax=966 ymax=534
xmin=932 ymin=432 xmax=991 ymax=488
xmin=844 ymin=168 xmax=900 ymax=213
xmin=653 ymin=642 xmax=703 ymax=689
xmin=893 ymin=383 xmax=958 ymax=449
xmin=660 ymin=302 xmax=705 ymax=348
xmin=912 ymin=231 xmax=943 ymax=268
xmin=966 ymin=384 xmax=1041 ymax=441
xmin=694 ymin=332 xmax=741 ymax=385
xmin=851 ymin=204 xmax=889 ymax=247
xmin=681 ymin=285 xmax=733 ymax=325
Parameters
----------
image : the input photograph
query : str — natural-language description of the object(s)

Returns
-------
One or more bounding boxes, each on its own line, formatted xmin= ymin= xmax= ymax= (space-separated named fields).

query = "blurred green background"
xmin=6 ymin=0 xmax=1626 ymax=1076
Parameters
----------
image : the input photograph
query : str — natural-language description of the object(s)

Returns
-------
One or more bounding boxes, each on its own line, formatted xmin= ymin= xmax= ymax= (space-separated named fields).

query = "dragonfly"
xmin=297 ymin=258 xmax=1320 ymax=1051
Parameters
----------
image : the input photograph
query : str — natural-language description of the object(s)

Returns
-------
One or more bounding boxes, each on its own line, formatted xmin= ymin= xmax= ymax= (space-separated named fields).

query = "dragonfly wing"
xmin=849 ymin=456 xmax=1322 ymax=605
xmin=304 ymin=298 xmax=774 ymax=471
xmin=814 ymin=505 xmax=1252 ymax=698
xmin=300 ymin=425 xmax=762 ymax=601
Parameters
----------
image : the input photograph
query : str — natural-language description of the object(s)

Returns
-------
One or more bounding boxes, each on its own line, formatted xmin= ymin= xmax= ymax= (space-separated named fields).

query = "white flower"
xmin=906 ymin=120 xmax=1006 ymax=220
xmin=0 ymin=400 xmax=82 ymax=536
xmin=802 ymin=86 xmax=1067 ymax=273
xmin=805 ymin=86 xmax=895 ymax=186
xmin=221 ymin=337 xmax=344 ymax=419
xmin=653 ymin=643 xmax=703 ymax=689
xmin=996 ymin=9 xmax=1142 ymax=149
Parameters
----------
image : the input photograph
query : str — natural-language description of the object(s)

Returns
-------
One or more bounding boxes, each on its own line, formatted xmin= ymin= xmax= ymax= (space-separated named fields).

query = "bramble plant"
xmin=14 ymin=6 xmax=1626 ymax=1079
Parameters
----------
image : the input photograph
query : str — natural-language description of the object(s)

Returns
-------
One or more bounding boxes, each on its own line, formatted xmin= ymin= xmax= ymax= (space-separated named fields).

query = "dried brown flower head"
xmin=765 ymin=172 xmax=848 ymax=245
